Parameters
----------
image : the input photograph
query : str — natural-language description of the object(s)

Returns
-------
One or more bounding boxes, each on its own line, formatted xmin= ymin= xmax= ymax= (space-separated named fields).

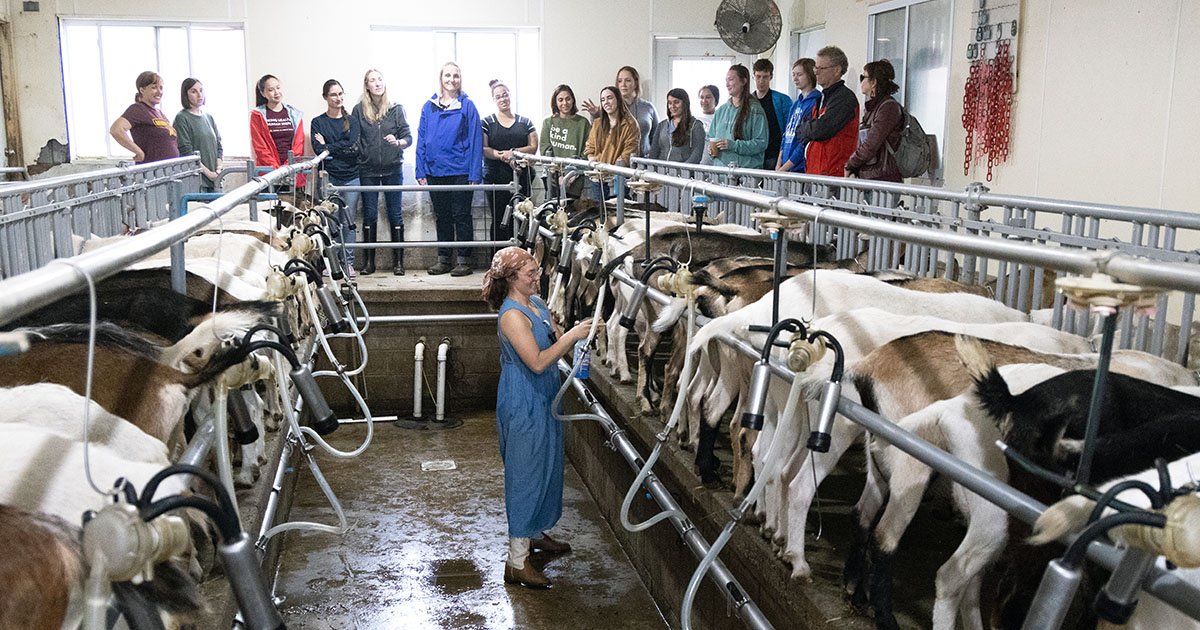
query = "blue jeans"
xmin=330 ymin=175 xmax=360 ymax=267
xmin=589 ymin=180 xmax=612 ymax=202
xmin=360 ymin=169 xmax=403 ymax=230
xmin=427 ymin=174 xmax=473 ymax=263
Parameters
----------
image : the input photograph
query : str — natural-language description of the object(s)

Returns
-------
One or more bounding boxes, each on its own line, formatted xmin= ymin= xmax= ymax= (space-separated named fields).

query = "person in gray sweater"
xmin=582 ymin=66 xmax=657 ymax=159
xmin=173 ymin=78 xmax=222 ymax=192
xmin=648 ymin=88 xmax=705 ymax=163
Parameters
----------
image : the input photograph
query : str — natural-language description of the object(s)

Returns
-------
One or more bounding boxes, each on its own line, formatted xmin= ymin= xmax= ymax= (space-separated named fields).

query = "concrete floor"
xmin=273 ymin=412 xmax=668 ymax=630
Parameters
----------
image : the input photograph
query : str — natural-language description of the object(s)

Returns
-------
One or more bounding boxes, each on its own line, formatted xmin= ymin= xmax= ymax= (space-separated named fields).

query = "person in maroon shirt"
xmin=108 ymin=71 xmax=181 ymax=164
xmin=250 ymin=74 xmax=306 ymax=186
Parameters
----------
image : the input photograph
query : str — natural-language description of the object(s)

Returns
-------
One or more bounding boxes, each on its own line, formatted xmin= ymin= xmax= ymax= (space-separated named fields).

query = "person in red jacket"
xmin=794 ymin=46 xmax=859 ymax=177
xmin=250 ymin=74 xmax=306 ymax=187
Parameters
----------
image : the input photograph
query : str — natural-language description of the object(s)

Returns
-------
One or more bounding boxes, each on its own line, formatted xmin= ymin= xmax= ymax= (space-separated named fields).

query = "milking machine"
xmin=618 ymin=262 xmax=695 ymax=533
xmin=1000 ymin=444 xmax=1200 ymax=628
xmin=81 ymin=465 xmax=286 ymax=630
xmin=991 ymin=273 xmax=1178 ymax=628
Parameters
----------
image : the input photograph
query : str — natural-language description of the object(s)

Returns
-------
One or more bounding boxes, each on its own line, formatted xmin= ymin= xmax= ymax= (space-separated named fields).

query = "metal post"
xmin=246 ymin=159 xmax=259 ymax=221
xmin=168 ymin=180 xmax=186 ymax=295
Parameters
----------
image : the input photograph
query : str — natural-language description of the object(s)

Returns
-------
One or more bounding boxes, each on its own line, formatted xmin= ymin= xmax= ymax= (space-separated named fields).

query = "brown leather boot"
xmin=530 ymin=533 xmax=572 ymax=554
xmin=503 ymin=559 xmax=551 ymax=589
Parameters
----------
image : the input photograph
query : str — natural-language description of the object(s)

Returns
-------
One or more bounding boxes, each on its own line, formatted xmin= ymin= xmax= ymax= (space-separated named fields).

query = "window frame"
xmin=866 ymin=0 xmax=953 ymax=183
xmin=58 ymin=18 xmax=250 ymax=160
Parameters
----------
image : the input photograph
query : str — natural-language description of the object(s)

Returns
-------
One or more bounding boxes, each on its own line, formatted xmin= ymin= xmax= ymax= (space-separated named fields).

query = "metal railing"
xmin=536 ymin=154 xmax=1200 ymax=364
xmin=0 ymin=155 xmax=319 ymax=328
xmin=513 ymin=152 xmax=1200 ymax=628
xmin=0 ymin=156 xmax=203 ymax=281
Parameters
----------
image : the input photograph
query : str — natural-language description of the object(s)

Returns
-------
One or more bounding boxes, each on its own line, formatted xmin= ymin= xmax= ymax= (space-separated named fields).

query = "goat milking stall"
xmin=1 ymin=148 xmax=1200 ymax=630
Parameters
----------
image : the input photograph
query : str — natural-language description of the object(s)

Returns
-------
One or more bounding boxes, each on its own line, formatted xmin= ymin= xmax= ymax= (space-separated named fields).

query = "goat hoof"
xmin=872 ymin=611 xmax=900 ymax=630
xmin=784 ymin=554 xmax=813 ymax=581
xmin=847 ymin=584 xmax=871 ymax=614
xmin=699 ymin=471 xmax=722 ymax=488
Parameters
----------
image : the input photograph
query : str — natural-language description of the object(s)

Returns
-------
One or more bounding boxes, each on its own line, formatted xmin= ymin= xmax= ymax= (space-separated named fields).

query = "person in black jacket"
xmin=311 ymin=79 xmax=361 ymax=276
xmin=353 ymin=69 xmax=412 ymax=275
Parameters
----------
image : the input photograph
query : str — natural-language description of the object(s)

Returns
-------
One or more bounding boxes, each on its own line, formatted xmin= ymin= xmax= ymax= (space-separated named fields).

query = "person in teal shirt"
xmin=706 ymin=64 xmax=768 ymax=169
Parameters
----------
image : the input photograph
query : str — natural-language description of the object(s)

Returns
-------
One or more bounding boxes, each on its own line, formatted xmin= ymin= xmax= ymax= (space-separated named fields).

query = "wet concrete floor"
xmin=273 ymin=411 xmax=668 ymax=630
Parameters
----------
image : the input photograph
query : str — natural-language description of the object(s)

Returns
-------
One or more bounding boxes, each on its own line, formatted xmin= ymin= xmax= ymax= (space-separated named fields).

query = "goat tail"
xmin=689 ymin=268 xmax=739 ymax=298
xmin=1028 ymin=495 xmax=1092 ymax=546
xmin=651 ymin=298 xmax=686 ymax=334
xmin=954 ymin=333 xmax=994 ymax=382
xmin=955 ymin=333 xmax=1015 ymax=424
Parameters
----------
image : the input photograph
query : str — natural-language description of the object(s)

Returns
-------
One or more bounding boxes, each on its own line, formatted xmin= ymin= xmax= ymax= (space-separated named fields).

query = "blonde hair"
xmin=439 ymin=62 xmax=462 ymax=98
xmin=358 ymin=69 xmax=391 ymax=124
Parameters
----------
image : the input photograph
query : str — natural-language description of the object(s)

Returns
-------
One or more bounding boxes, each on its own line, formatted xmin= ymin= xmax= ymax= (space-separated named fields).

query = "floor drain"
xmin=431 ymin=558 xmax=483 ymax=594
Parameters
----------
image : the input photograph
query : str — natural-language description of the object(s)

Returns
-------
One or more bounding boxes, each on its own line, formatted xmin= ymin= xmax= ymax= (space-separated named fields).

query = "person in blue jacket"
xmin=310 ymin=79 xmax=361 ymax=275
xmin=415 ymin=61 xmax=484 ymax=277
xmin=777 ymin=58 xmax=822 ymax=173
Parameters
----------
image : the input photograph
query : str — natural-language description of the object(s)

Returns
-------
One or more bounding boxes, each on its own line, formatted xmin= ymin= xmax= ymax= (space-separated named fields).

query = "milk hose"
xmin=680 ymin=356 xmax=806 ymax=630
xmin=619 ymin=292 xmax=696 ymax=531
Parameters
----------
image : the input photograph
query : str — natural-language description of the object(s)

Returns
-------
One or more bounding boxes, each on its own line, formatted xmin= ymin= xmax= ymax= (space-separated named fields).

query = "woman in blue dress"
xmin=482 ymin=246 xmax=596 ymax=588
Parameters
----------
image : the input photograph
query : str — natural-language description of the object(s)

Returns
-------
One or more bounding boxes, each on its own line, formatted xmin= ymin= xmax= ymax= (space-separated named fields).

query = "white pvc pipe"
xmin=413 ymin=338 xmax=426 ymax=419
xmin=436 ymin=338 xmax=450 ymax=422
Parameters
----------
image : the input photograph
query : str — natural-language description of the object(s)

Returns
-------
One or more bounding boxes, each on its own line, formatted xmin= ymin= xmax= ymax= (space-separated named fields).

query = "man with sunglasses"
xmin=791 ymin=45 xmax=860 ymax=177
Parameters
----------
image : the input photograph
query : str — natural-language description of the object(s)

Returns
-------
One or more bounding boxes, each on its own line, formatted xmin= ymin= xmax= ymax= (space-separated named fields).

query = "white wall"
xmin=6 ymin=0 xmax=1200 ymax=214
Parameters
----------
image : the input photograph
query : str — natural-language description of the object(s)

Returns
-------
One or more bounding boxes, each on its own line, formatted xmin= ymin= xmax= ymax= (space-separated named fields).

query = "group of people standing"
xmin=272 ymin=65 xmax=485 ymax=278
xmin=106 ymin=47 xmax=907 ymax=283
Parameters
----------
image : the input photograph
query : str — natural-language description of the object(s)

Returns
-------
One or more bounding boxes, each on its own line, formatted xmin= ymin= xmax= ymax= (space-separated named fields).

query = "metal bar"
xmin=628 ymin=157 xmax=1200 ymax=228
xmin=513 ymin=152 xmax=1200 ymax=294
xmin=0 ymin=156 xmax=200 ymax=197
xmin=562 ymin=368 xmax=774 ymax=630
xmin=342 ymin=239 xmax=515 ymax=250
xmin=330 ymin=184 xmax=514 ymax=193
xmin=356 ymin=313 xmax=499 ymax=325
xmin=0 ymin=153 xmax=327 ymax=327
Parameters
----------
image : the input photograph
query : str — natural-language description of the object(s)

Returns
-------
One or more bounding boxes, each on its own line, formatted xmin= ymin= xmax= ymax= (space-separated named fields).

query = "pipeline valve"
xmin=656 ymin=264 xmax=694 ymax=298
xmin=82 ymin=500 xmax=190 ymax=584
xmin=787 ymin=332 xmax=826 ymax=373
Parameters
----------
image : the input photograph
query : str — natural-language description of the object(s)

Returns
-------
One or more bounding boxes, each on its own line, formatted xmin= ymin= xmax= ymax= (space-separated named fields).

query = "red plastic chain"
xmin=962 ymin=39 xmax=1014 ymax=181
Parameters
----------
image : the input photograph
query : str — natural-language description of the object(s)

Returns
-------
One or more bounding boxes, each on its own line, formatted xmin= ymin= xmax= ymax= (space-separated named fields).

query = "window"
xmin=670 ymin=56 xmax=735 ymax=118
xmin=59 ymin=20 xmax=251 ymax=160
xmin=789 ymin=26 xmax=826 ymax=66
xmin=868 ymin=0 xmax=952 ymax=180
xmin=367 ymin=27 xmax=540 ymax=182
xmin=653 ymin=37 xmax=750 ymax=121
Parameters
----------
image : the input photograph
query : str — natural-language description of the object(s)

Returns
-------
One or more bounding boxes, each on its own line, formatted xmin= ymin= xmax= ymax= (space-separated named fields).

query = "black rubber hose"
xmin=806 ymin=330 xmax=845 ymax=381
xmin=1088 ymin=480 xmax=1164 ymax=524
xmin=1062 ymin=511 xmax=1166 ymax=569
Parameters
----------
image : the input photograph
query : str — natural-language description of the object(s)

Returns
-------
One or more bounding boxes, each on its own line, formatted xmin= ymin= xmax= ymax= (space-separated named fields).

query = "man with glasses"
xmin=792 ymin=45 xmax=860 ymax=177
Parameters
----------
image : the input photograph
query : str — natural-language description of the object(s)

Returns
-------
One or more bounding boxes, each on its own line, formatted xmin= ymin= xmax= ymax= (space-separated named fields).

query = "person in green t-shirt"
xmin=538 ymin=84 xmax=590 ymax=200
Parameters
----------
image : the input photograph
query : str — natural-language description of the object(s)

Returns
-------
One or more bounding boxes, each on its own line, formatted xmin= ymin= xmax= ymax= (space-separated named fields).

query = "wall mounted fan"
xmin=715 ymin=0 xmax=783 ymax=55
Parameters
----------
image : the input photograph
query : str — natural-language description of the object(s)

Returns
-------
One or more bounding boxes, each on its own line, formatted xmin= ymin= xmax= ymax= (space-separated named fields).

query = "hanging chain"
xmin=962 ymin=38 xmax=1014 ymax=182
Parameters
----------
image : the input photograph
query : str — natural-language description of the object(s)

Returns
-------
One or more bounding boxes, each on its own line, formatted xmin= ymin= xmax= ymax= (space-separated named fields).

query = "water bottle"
xmin=574 ymin=339 xmax=591 ymax=379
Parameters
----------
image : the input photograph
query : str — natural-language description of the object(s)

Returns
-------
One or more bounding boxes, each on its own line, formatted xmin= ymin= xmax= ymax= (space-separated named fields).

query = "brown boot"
xmin=503 ymin=559 xmax=551 ymax=589
xmin=530 ymin=533 xmax=572 ymax=554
